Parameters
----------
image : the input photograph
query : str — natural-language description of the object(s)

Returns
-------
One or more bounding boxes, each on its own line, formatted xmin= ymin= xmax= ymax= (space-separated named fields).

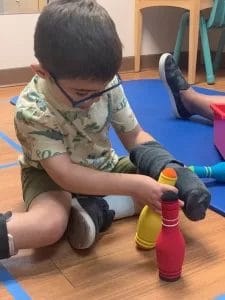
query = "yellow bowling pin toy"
xmin=135 ymin=168 xmax=177 ymax=249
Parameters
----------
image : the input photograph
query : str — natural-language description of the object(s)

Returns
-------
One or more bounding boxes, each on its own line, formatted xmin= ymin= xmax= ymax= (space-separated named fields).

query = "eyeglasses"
xmin=51 ymin=73 xmax=122 ymax=108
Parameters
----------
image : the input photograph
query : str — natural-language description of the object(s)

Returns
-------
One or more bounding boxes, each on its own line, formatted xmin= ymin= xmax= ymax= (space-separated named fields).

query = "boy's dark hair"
xmin=34 ymin=0 xmax=122 ymax=81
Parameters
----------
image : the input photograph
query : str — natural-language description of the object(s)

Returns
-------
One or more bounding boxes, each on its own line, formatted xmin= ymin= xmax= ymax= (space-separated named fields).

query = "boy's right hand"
xmin=130 ymin=175 xmax=178 ymax=214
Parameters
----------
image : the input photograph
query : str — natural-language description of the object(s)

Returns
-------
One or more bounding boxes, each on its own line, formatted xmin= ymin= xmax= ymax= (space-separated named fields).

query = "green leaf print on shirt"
xmin=22 ymin=88 xmax=48 ymax=112
xmin=59 ymin=110 xmax=88 ymax=125
xmin=84 ymin=122 xmax=100 ymax=131
xmin=80 ymin=153 xmax=116 ymax=171
xmin=33 ymin=75 xmax=39 ymax=84
xmin=72 ymin=131 xmax=86 ymax=142
xmin=26 ymin=91 xmax=41 ymax=102
xmin=36 ymin=149 xmax=63 ymax=160
xmin=16 ymin=110 xmax=39 ymax=123
xmin=29 ymin=129 xmax=64 ymax=141
xmin=113 ymin=96 xmax=127 ymax=112
xmin=83 ymin=99 xmax=112 ymax=133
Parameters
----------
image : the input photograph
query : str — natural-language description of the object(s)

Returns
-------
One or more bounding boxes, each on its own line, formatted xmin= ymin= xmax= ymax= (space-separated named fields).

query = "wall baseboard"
xmin=120 ymin=51 xmax=216 ymax=73
xmin=0 ymin=67 xmax=34 ymax=87
xmin=0 ymin=51 xmax=223 ymax=86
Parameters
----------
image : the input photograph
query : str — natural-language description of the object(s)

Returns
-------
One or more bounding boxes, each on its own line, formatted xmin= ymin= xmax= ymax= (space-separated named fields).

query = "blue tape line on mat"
xmin=0 ymin=162 xmax=18 ymax=169
xmin=0 ymin=264 xmax=31 ymax=299
xmin=10 ymin=96 xmax=19 ymax=106
xmin=214 ymin=295 xmax=225 ymax=300
xmin=0 ymin=131 xmax=22 ymax=153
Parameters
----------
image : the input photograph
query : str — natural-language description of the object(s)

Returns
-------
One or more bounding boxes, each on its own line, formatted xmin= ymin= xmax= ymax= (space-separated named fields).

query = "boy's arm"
xmin=40 ymin=153 xmax=177 ymax=212
xmin=116 ymin=117 xmax=211 ymax=221
xmin=41 ymin=153 xmax=135 ymax=196
xmin=116 ymin=124 xmax=154 ymax=151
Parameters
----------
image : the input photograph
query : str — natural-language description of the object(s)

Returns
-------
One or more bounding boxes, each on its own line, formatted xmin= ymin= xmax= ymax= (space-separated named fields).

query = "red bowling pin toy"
xmin=156 ymin=191 xmax=185 ymax=282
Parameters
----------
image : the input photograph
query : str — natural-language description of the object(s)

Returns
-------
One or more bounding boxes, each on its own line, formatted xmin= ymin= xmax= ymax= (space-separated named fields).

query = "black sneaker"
xmin=0 ymin=211 xmax=12 ymax=259
xmin=159 ymin=53 xmax=192 ymax=119
xmin=67 ymin=197 xmax=115 ymax=250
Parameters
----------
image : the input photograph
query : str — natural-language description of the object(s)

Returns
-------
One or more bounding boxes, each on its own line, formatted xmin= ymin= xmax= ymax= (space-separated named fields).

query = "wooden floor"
xmin=0 ymin=67 xmax=225 ymax=300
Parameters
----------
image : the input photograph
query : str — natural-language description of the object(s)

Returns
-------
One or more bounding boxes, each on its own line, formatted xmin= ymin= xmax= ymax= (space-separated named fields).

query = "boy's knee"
xmin=41 ymin=214 xmax=69 ymax=245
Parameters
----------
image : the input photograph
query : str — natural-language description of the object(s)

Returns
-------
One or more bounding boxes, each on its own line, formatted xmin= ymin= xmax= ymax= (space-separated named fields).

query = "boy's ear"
xmin=31 ymin=64 xmax=50 ymax=79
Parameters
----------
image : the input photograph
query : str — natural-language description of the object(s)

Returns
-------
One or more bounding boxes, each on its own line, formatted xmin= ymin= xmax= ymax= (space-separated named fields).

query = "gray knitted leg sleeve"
xmin=130 ymin=141 xmax=211 ymax=221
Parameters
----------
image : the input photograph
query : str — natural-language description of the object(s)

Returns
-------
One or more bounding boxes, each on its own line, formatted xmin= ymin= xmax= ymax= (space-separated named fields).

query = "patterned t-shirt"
xmin=14 ymin=75 xmax=138 ymax=171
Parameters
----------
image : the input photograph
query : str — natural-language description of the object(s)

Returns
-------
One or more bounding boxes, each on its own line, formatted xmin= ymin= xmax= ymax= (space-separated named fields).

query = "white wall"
xmin=0 ymin=0 xmax=218 ymax=70
xmin=0 ymin=14 xmax=39 ymax=69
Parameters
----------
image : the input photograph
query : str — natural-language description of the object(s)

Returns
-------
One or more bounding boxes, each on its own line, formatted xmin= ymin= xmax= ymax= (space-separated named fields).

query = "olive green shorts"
xmin=21 ymin=156 xmax=137 ymax=210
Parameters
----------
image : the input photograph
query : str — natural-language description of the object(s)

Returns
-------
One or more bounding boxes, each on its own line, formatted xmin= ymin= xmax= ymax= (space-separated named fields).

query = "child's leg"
xmin=130 ymin=141 xmax=211 ymax=221
xmin=180 ymin=88 xmax=225 ymax=120
xmin=159 ymin=53 xmax=225 ymax=121
xmin=2 ymin=193 xmax=116 ymax=257
xmin=103 ymin=195 xmax=141 ymax=220
xmin=0 ymin=167 xmax=116 ymax=258
xmin=7 ymin=190 xmax=71 ymax=251
xmin=0 ymin=190 xmax=71 ymax=259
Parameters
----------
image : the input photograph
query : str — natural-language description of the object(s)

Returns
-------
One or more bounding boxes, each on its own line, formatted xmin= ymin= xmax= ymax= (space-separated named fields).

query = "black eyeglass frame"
xmin=50 ymin=73 xmax=122 ymax=108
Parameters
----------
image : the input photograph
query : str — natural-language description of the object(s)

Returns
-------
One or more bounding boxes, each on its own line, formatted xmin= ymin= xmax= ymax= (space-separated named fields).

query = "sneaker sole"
xmin=67 ymin=198 xmax=96 ymax=250
xmin=159 ymin=53 xmax=182 ymax=119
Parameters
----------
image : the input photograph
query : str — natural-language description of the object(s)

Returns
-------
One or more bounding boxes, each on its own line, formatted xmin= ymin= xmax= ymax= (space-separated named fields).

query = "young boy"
xmin=0 ymin=0 xmax=210 ymax=260
xmin=159 ymin=52 xmax=225 ymax=121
